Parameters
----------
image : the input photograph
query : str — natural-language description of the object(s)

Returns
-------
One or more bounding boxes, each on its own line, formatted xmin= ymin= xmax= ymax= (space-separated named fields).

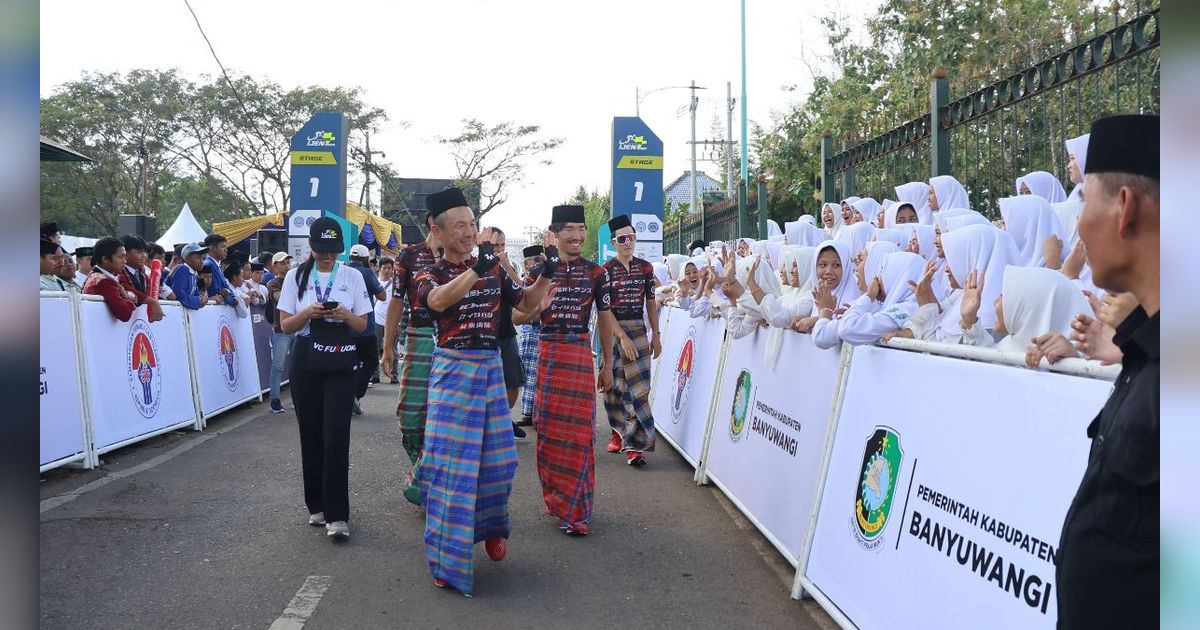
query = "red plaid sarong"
xmin=533 ymin=333 xmax=596 ymax=532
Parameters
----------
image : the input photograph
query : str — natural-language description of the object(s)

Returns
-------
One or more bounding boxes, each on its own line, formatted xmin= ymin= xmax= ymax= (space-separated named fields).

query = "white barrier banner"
xmin=80 ymin=301 xmax=198 ymax=450
xmin=187 ymin=305 xmax=261 ymax=417
xmin=704 ymin=328 xmax=841 ymax=563
xmin=40 ymin=296 xmax=86 ymax=467
xmin=650 ymin=307 xmax=726 ymax=466
xmin=803 ymin=345 xmax=1112 ymax=629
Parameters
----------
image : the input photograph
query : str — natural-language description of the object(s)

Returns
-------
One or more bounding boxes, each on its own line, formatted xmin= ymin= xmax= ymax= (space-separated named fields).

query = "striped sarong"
xmin=533 ymin=333 xmax=596 ymax=532
xmin=415 ymin=346 xmax=518 ymax=596
xmin=518 ymin=323 xmax=541 ymax=417
xmin=397 ymin=326 xmax=435 ymax=502
xmin=604 ymin=319 xmax=657 ymax=453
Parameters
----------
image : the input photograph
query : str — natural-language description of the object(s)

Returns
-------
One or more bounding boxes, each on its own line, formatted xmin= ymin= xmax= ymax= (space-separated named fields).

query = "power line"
xmin=181 ymin=0 xmax=270 ymax=155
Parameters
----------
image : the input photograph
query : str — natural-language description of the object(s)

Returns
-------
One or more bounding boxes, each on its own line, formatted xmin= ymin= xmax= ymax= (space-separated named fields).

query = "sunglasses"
xmin=613 ymin=234 xmax=637 ymax=245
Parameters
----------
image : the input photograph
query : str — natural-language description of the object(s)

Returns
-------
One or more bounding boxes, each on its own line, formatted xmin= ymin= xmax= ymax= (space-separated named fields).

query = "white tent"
xmin=156 ymin=203 xmax=208 ymax=248
xmin=60 ymin=234 xmax=97 ymax=255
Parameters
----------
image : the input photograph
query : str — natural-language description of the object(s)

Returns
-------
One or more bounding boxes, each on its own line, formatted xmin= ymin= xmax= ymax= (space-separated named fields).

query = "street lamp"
xmin=635 ymin=85 xmax=693 ymax=117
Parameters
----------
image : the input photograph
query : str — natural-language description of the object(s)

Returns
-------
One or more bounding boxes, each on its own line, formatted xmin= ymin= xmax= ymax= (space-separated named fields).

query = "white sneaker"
xmin=326 ymin=521 xmax=350 ymax=538
xmin=308 ymin=512 xmax=326 ymax=526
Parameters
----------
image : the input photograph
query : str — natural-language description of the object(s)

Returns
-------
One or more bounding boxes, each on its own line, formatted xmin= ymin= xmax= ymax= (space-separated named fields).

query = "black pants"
xmin=353 ymin=333 xmax=378 ymax=399
xmin=290 ymin=341 xmax=356 ymax=523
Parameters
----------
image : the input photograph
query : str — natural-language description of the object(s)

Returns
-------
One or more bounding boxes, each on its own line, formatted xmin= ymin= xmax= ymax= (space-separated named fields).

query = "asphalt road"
xmin=40 ymin=381 xmax=836 ymax=630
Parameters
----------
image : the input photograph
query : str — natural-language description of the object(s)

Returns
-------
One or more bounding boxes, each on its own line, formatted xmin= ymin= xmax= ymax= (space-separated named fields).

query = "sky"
xmin=40 ymin=0 xmax=880 ymax=240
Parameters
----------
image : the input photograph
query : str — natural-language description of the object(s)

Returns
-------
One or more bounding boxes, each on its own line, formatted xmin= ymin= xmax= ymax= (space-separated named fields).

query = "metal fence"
xmin=663 ymin=2 xmax=1158 ymax=252
xmin=826 ymin=3 xmax=1159 ymax=216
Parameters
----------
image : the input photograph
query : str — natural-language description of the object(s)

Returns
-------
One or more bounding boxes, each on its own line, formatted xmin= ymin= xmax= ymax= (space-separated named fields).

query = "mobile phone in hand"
xmin=322 ymin=301 xmax=339 ymax=310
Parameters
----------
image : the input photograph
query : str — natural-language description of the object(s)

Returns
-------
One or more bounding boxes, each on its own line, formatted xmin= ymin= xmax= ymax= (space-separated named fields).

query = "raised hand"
xmin=1061 ymin=239 xmax=1087 ymax=279
xmin=959 ymin=269 xmax=984 ymax=328
xmin=909 ymin=259 xmax=940 ymax=307
xmin=1042 ymin=234 xmax=1064 ymax=270
xmin=814 ymin=280 xmax=837 ymax=315
xmin=540 ymin=246 xmax=561 ymax=278
xmin=866 ymin=274 xmax=883 ymax=302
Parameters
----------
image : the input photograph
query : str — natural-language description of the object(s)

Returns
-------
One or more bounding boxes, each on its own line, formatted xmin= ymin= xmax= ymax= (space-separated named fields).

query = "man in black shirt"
xmin=1055 ymin=114 xmax=1159 ymax=629
xmin=484 ymin=227 xmax=529 ymax=439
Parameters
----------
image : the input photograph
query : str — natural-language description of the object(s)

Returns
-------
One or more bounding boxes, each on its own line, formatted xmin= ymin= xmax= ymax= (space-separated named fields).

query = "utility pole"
xmin=358 ymin=131 xmax=385 ymax=214
xmin=138 ymin=140 xmax=149 ymax=215
xmin=689 ymin=80 xmax=707 ymax=239
xmin=726 ymin=81 xmax=735 ymax=198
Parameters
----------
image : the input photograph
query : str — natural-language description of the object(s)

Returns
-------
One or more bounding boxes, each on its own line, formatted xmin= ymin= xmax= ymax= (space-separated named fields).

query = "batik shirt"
xmin=415 ymin=257 xmax=524 ymax=350
xmin=393 ymin=242 xmax=438 ymax=330
xmin=530 ymin=256 xmax=610 ymax=334
xmin=602 ymin=256 xmax=654 ymax=321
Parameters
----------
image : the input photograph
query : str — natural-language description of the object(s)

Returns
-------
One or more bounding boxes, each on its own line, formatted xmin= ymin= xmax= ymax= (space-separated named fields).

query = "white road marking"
xmin=268 ymin=575 xmax=332 ymax=630
xmin=40 ymin=413 xmax=258 ymax=514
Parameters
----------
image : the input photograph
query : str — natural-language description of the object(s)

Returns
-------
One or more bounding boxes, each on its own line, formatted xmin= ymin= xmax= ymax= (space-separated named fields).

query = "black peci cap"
xmin=522 ymin=245 xmax=544 ymax=259
xmin=1085 ymin=114 xmax=1159 ymax=180
xmin=73 ymin=246 xmax=94 ymax=257
xmin=607 ymin=214 xmax=633 ymax=233
xmin=425 ymin=187 xmax=470 ymax=218
xmin=40 ymin=221 xmax=59 ymax=237
xmin=309 ymin=216 xmax=345 ymax=254
xmin=551 ymin=204 xmax=586 ymax=225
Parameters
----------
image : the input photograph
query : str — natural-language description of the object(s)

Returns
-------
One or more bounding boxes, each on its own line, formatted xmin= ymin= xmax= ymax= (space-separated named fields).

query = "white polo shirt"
xmin=276 ymin=262 xmax=373 ymax=337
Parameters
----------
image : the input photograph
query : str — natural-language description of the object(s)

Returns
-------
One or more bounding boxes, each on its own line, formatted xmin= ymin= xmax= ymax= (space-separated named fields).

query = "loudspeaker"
xmin=118 ymin=214 xmax=157 ymax=243
xmin=257 ymin=229 xmax=286 ymax=255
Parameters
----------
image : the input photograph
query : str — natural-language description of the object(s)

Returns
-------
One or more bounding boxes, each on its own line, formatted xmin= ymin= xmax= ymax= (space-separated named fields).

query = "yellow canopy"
xmin=211 ymin=212 xmax=286 ymax=247
xmin=212 ymin=204 xmax=411 ymax=254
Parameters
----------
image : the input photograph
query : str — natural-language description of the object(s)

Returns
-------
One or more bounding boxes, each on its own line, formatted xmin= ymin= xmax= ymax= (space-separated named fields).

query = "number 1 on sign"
xmin=310 ymin=177 xmax=319 ymax=198
xmin=633 ymin=181 xmax=643 ymax=202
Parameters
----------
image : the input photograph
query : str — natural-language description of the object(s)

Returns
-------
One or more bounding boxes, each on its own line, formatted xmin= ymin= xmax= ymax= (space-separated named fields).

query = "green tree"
xmin=40 ymin=68 xmax=393 ymax=236
xmin=440 ymin=119 xmax=565 ymax=217
xmin=564 ymin=186 xmax=610 ymax=262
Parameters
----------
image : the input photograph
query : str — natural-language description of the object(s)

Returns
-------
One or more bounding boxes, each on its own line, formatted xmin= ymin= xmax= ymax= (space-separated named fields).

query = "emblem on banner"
xmin=217 ymin=316 xmax=239 ymax=391
xmin=728 ymin=368 xmax=753 ymax=441
xmin=851 ymin=426 xmax=904 ymax=550
xmin=126 ymin=319 xmax=162 ymax=418
xmin=670 ymin=326 xmax=698 ymax=424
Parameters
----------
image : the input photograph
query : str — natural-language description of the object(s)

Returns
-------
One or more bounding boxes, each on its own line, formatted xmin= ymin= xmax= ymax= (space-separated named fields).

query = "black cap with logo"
xmin=309 ymin=216 xmax=345 ymax=253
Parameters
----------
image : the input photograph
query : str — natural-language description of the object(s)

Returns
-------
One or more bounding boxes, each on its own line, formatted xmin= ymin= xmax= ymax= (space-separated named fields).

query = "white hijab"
xmin=935 ymin=209 xmax=990 ymax=233
xmin=894 ymin=181 xmax=935 ymax=224
xmin=813 ymin=240 xmax=862 ymax=311
xmin=786 ymin=219 xmax=825 ymax=247
xmin=1015 ymin=171 xmax=1068 ymax=203
xmin=767 ymin=220 xmax=783 ymax=241
xmin=884 ymin=201 xmax=918 ymax=229
xmin=1052 ymin=198 xmax=1083 ymax=249
xmin=651 ymin=261 xmax=670 ymax=287
xmin=799 ymin=215 xmax=817 ymax=226
xmin=873 ymin=228 xmax=907 ymax=249
xmin=940 ymin=224 xmax=1021 ymax=334
xmin=850 ymin=198 xmax=881 ymax=226
xmin=998 ymin=195 xmax=1069 ymax=268
xmin=860 ymin=242 xmax=898 ymax=296
xmin=783 ymin=245 xmax=819 ymax=294
xmin=994 ymin=266 xmax=1091 ymax=353
xmin=929 ymin=175 xmax=970 ymax=212
xmin=897 ymin=223 xmax=938 ymax=261
xmin=821 ymin=202 xmax=845 ymax=238
xmin=1064 ymin=133 xmax=1090 ymax=202
xmin=664 ymin=254 xmax=690 ymax=282
xmin=879 ymin=251 xmax=926 ymax=308
xmin=836 ymin=221 xmax=877 ymax=260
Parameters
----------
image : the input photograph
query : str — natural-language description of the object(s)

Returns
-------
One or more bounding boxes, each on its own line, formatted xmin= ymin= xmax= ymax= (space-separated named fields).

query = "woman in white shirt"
xmin=276 ymin=217 xmax=373 ymax=540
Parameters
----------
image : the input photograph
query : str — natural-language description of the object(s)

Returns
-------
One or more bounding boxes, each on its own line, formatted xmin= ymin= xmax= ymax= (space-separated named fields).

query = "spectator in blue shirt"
xmin=201 ymin=234 xmax=237 ymax=306
xmin=167 ymin=242 xmax=216 ymax=310
xmin=348 ymin=244 xmax=387 ymax=414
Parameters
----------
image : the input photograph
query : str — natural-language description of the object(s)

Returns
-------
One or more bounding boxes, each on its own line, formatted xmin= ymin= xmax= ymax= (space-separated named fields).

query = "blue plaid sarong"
xmin=518 ymin=323 xmax=541 ymax=417
xmin=414 ymin=346 xmax=518 ymax=596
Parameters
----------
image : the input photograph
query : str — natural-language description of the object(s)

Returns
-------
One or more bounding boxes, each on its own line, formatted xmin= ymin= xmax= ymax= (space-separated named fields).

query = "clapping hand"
xmin=814 ymin=280 xmax=837 ymax=315
xmin=1061 ymin=239 xmax=1087 ymax=279
xmin=1070 ymin=310 xmax=1122 ymax=365
xmin=866 ymin=274 xmax=883 ymax=302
